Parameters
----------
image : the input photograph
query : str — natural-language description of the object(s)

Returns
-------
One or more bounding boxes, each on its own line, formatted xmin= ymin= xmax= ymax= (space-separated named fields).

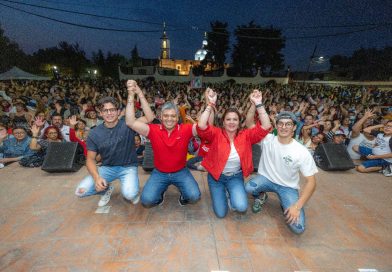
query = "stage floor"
xmin=0 ymin=163 xmax=391 ymax=272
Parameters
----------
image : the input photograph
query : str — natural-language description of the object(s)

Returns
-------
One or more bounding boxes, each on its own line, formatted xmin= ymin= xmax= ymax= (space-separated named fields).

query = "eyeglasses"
xmin=277 ymin=122 xmax=294 ymax=128
xmin=385 ymin=125 xmax=392 ymax=129
xmin=101 ymin=108 xmax=117 ymax=114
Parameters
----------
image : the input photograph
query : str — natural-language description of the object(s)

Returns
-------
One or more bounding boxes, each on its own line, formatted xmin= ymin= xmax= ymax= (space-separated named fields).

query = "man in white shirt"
xmin=245 ymin=111 xmax=318 ymax=234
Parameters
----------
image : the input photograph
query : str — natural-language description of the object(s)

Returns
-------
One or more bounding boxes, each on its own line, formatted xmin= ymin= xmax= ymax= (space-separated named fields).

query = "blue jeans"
xmin=141 ymin=168 xmax=201 ymax=207
xmin=207 ymin=172 xmax=248 ymax=218
xmin=245 ymin=174 xmax=305 ymax=234
xmin=359 ymin=146 xmax=391 ymax=168
xmin=75 ymin=165 xmax=139 ymax=201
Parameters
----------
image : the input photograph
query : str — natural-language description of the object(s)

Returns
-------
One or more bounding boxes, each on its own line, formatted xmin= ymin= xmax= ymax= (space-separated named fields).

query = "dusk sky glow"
xmin=1 ymin=0 xmax=391 ymax=71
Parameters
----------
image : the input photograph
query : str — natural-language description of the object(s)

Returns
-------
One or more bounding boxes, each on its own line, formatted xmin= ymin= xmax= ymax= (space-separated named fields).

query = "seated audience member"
xmin=50 ymin=113 xmax=71 ymax=141
xmin=81 ymin=106 xmax=102 ymax=129
xmin=25 ymin=125 xmax=65 ymax=167
xmin=307 ymin=132 xmax=326 ymax=155
xmin=9 ymin=101 xmax=32 ymax=125
xmin=356 ymin=120 xmax=392 ymax=176
xmin=347 ymin=109 xmax=376 ymax=160
xmin=332 ymin=130 xmax=346 ymax=145
xmin=30 ymin=125 xmax=64 ymax=152
xmin=0 ymin=125 xmax=35 ymax=167
xmin=74 ymin=119 xmax=90 ymax=143
xmin=0 ymin=123 xmax=10 ymax=168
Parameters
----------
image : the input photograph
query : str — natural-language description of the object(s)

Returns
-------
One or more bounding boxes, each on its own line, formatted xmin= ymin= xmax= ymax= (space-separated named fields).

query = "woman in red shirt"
xmin=197 ymin=88 xmax=271 ymax=218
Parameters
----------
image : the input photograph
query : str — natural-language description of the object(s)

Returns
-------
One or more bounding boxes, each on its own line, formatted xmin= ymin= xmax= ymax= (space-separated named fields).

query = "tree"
xmin=232 ymin=21 xmax=285 ymax=76
xmin=58 ymin=41 xmax=89 ymax=76
xmin=92 ymin=50 xmax=127 ymax=78
xmin=105 ymin=52 xmax=127 ymax=78
xmin=32 ymin=41 xmax=90 ymax=76
xmin=92 ymin=49 xmax=105 ymax=76
xmin=206 ymin=21 xmax=230 ymax=69
xmin=0 ymin=24 xmax=28 ymax=72
xmin=330 ymin=47 xmax=392 ymax=80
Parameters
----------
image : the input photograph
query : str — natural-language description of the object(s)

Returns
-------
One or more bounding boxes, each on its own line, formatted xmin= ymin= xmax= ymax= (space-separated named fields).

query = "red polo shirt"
xmin=148 ymin=123 xmax=194 ymax=172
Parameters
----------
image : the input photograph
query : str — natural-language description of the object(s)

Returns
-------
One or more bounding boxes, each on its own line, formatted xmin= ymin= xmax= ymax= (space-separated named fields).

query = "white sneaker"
xmin=383 ymin=165 xmax=392 ymax=177
xmin=0 ymin=163 xmax=4 ymax=169
xmin=131 ymin=194 xmax=140 ymax=205
xmin=98 ymin=185 xmax=114 ymax=207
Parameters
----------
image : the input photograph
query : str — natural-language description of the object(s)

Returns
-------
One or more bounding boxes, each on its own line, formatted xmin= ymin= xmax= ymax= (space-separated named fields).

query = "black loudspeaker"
xmin=314 ymin=143 xmax=355 ymax=171
xmin=142 ymin=141 xmax=154 ymax=172
xmin=42 ymin=142 xmax=83 ymax=172
xmin=252 ymin=144 xmax=261 ymax=172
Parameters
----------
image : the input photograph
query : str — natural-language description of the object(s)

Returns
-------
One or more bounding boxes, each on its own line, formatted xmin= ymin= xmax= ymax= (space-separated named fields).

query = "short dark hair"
xmin=51 ymin=113 xmax=63 ymax=119
xmin=97 ymin=97 xmax=119 ymax=111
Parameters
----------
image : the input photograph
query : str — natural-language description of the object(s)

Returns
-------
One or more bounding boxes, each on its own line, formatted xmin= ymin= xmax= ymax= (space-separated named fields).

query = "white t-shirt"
xmin=373 ymin=134 xmax=392 ymax=163
xmin=223 ymin=142 xmax=241 ymax=174
xmin=347 ymin=133 xmax=375 ymax=160
xmin=257 ymin=134 xmax=318 ymax=189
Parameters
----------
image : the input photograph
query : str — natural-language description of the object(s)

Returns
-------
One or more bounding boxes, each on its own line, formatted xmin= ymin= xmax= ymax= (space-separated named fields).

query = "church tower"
xmin=195 ymin=32 xmax=208 ymax=61
xmin=160 ymin=22 xmax=170 ymax=59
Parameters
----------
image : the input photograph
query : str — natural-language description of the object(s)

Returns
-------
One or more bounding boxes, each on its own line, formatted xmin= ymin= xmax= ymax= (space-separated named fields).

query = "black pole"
xmin=304 ymin=44 xmax=318 ymax=85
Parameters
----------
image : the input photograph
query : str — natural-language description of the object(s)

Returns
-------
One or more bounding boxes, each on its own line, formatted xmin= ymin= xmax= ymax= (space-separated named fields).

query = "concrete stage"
xmin=0 ymin=163 xmax=391 ymax=272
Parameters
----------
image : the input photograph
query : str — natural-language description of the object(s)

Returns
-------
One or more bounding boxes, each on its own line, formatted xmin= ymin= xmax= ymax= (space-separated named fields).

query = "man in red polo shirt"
xmin=125 ymin=80 xmax=201 ymax=207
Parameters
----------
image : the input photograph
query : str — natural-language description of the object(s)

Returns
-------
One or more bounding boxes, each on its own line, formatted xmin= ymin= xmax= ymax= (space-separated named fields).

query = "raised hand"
xmin=250 ymin=89 xmax=262 ymax=105
xmin=206 ymin=87 xmax=217 ymax=105
xmin=126 ymin=80 xmax=137 ymax=96
xmin=34 ymin=116 xmax=45 ymax=127
xmin=363 ymin=108 xmax=375 ymax=119
xmin=69 ymin=115 xmax=78 ymax=127
xmin=31 ymin=124 xmax=40 ymax=137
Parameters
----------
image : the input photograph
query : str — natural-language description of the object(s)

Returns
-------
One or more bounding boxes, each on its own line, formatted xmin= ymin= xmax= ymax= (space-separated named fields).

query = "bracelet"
xmin=32 ymin=136 xmax=38 ymax=139
xmin=208 ymin=103 xmax=217 ymax=112
xmin=255 ymin=103 xmax=264 ymax=109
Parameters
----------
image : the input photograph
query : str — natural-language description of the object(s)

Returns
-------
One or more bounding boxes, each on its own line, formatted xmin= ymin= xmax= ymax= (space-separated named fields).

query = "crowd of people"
xmin=0 ymin=77 xmax=391 ymax=234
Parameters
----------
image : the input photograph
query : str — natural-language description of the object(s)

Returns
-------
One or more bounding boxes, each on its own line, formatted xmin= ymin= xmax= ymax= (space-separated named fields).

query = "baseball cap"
xmin=276 ymin=111 xmax=297 ymax=125
xmin=334 ymin=130 xmax=346 ymax=137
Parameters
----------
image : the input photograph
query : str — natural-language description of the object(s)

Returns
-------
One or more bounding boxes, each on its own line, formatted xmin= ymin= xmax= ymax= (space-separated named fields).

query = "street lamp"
xmin=52 ymin=65 xmax=60 ymax=80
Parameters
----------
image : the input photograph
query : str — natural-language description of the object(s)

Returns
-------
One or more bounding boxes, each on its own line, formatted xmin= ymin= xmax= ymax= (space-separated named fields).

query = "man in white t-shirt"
xmin=245 ymin=111 xmax=318 ymax=234
xmin=347 ymin=109 xmax=375 ymax=160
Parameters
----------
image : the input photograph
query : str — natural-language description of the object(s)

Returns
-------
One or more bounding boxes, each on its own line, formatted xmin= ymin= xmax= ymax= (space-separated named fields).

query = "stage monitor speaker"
xmin=314 ymin=143 xmax=355 ymax=171
xmin=142 ymin=141 xmax=154 ymax=172
xmin=42 ymin=142 xmax=83 ymax=172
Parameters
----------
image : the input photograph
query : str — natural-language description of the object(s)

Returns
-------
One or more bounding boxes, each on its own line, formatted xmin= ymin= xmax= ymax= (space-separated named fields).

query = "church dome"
xmin=195 ymin=32 xmax=208 ymax=61
xmin=195 ymin=49 xmax=208 ymax=61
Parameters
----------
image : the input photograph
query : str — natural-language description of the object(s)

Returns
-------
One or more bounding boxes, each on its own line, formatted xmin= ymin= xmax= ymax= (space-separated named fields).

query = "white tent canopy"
xmin=0 ymin=66 xmax=50 ymax=81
